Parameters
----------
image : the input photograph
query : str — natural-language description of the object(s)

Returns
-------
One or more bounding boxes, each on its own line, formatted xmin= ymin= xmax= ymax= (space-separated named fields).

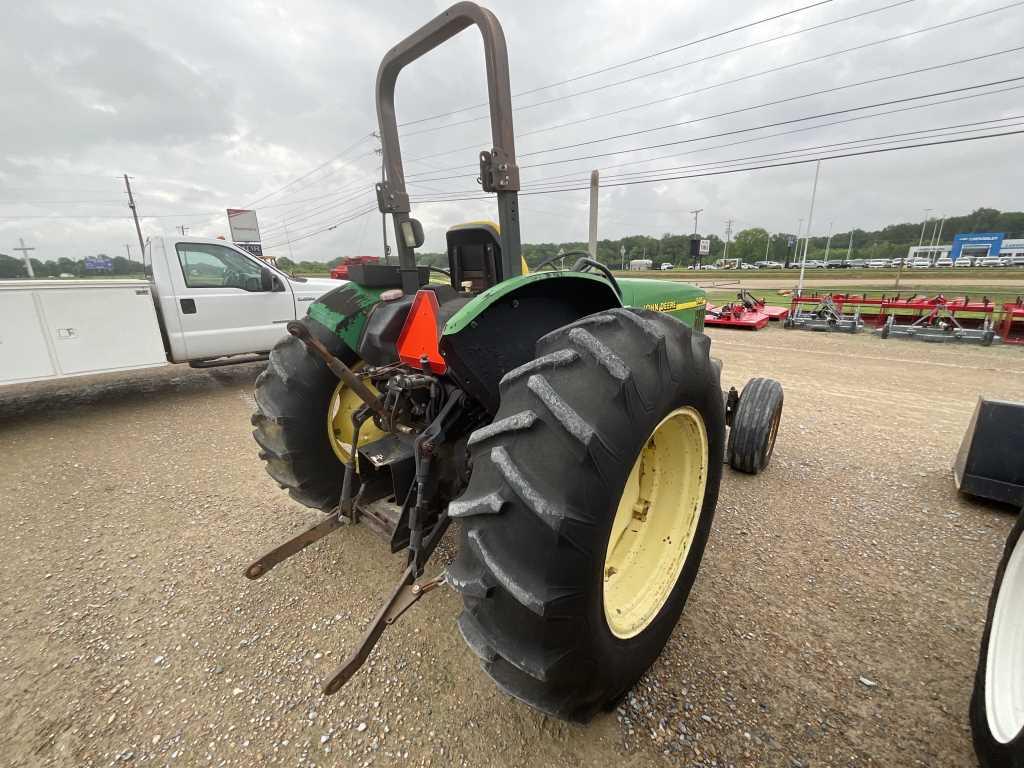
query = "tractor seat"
xmin=447 ymin=221 xmax=502 ymax=292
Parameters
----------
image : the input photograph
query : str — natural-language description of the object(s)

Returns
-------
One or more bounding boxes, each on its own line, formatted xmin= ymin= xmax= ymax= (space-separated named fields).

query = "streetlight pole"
xmin=764 ymin=233 xmax=773 ymax=261
xmin=823 ymin=221 xmax=833 ymax=265
xmin=845 ymin=230 xmax=854 ymax=263
xmin=919 ymin=208 xmax=932 ymax=247
xmin=791 ymin=217 xmax=804 ymax=268
xmin=797 ymin=160 xmax=821 ymax=296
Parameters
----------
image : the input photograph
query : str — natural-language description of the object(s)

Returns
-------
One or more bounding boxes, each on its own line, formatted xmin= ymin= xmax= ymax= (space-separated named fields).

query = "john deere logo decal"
xmin=642 ymin=298 xmax=707 ymax=313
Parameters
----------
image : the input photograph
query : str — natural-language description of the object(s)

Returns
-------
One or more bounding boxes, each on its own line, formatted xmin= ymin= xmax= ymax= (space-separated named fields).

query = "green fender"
xmin=443 ymin=271 xmax=707 ymax=337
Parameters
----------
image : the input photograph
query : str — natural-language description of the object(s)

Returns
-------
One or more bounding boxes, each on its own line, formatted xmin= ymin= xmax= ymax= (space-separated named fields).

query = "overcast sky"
xmin=3 ymin=0 xmax=1024 ymax=263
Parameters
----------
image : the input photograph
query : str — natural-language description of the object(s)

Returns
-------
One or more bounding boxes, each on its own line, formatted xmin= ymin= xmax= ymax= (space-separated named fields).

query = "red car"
xmin=330 ymin=255 xmax=380 ymax=279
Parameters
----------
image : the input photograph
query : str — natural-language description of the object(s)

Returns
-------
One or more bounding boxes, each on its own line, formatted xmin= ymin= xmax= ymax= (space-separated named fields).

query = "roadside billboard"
xmin=227 ymin=209 xmax=261 ymax=244
xmin=84 ymin=256 xmax=113 ymax=271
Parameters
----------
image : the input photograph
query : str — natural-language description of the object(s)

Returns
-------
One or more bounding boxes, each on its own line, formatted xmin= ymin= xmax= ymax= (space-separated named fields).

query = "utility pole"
xmin=823 ymin=221 xmax=833 ymax=264
xmin=123 ymin=174 xmax=146 ymax=257
xmin=918 ymin=208 xmax=932 ymax=247
xmin=124 ymin=244 xmax=132 ymax=261
xmin=13 ymin=237 xmax=35 ymax=278
xmin=690 ymin=208 xmax=702 ymax=267
xmin=588 ymin=170 xmax=599 ymax=259
xmin=797 ymin=160 xmax=821 ymax=296
xmin=764 ymin=233 xmax=773 ymax=261
xmin=282 ymin=219 xmax=295 ymax=261
xmin=619 ymin=243 xmax=625 ymax=271
xmin=722 ymin=219 xmax=733 ymax=263
xmin=374 ymin=135 xmax=391 ymax=263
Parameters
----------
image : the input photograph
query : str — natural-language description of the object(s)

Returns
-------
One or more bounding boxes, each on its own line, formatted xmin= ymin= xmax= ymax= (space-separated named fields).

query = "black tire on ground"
xmin=447 ymin=308 xmax=725 ymax=722
xmin=983 ymin=329 xmax=995 ymax=347
xmin=726 ymin=377 xmax=784 ymax=475
xmin=880 ymin=321 xmax=891 ymax=339
xmin=251 ymin=316 xmax=354 ymax=512
xmin=971 ymin=509 xmax=1024 ymax=768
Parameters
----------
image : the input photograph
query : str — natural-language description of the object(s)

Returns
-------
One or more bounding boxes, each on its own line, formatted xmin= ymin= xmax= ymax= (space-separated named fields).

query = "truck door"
xmin=169 ymin=241 xmax=295 ymax=360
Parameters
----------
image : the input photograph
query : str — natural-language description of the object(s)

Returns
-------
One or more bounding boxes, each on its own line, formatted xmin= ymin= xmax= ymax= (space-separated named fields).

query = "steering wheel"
xmin=571 ymin=257 xmax=622 ymax=299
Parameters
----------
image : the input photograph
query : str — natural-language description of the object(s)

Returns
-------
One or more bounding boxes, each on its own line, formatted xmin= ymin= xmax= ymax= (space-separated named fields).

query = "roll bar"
xmin=375 ymin=2 xmax=521 ymax=294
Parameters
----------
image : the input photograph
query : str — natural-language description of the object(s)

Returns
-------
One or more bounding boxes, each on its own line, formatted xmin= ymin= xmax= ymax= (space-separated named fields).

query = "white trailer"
xmin=0 ymin=236 xmax=338 ymax=387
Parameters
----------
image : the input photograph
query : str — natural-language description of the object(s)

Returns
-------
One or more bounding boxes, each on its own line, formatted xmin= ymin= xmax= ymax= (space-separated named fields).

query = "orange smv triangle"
xmin=396 ymin=290 xmax=447 ymax=374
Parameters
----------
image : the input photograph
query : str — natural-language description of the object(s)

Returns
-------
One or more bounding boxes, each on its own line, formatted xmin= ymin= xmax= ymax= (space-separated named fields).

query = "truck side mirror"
xmin=261 ymin=268 xmax=283 ymax=292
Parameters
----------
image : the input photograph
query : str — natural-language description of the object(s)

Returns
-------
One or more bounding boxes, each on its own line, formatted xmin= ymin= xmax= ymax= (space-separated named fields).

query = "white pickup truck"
xmin=0 ymin=236 xmax=338 ymax=387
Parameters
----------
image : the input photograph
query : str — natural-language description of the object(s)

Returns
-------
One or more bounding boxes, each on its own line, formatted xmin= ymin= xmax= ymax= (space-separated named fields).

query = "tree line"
xmin=5 ymin=207 xmax=1021 ymax=279
xmin=0 ymin=253 xmax=144 ymax=279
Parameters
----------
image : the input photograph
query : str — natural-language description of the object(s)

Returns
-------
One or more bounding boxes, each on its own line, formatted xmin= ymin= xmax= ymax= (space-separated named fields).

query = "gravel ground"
xmin=2 ymin=328 xmax=1023 ymax=767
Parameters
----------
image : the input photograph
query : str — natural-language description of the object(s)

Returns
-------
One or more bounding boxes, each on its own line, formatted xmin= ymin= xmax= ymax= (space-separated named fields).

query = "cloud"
xmin=2 ymin=0 xmax=1023 ymax=263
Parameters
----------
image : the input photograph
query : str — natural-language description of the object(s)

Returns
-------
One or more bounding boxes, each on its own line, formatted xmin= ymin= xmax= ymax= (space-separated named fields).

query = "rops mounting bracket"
xmin=479 ymin=148 xmax=520 ymax=193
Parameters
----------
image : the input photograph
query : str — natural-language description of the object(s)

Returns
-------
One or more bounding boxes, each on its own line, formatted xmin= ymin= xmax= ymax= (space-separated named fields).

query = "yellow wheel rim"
xmin=326 ymin=370 xmax=384 ymax=465
xmin=603 ymin=407 xmax=709 ymax=639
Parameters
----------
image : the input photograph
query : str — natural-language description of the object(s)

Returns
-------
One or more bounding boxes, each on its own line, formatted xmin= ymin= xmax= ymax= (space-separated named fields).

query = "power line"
xmin=406 ymin=8 xmax=1024 ymax=165
xmin=406 ymin=129 xmax=1024 ymax=203
xmin=262 ymin=204 xmax=378 ymax=249
xmin=399 ymin=0 xmax=837 ymax=127
xmin=406 ymin=76 xmax=1024 ymax=182
xmin=409 ymin=116 xmax=1024 ymax=198
xmin=535 ymin=82 xmax=1024 ymax=181
xmin=400 ymin=0 xmax=915 ymax=138
xmin=259 ymin=187 xmax=377 ymax=238
xmin=243 ymin=133 xmax=375 ymax=208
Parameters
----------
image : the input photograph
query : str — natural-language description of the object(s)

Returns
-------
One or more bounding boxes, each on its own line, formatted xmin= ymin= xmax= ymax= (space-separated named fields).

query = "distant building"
xmin=906 ymin=232 xmax=1024 ymax=263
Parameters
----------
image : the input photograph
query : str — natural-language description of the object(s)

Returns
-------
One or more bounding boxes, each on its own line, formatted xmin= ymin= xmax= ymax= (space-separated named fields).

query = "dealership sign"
xmin=950 ymin=232 xmax=1003 ymax=262
xmin=227 ymin=208 xmax=261 ymax=243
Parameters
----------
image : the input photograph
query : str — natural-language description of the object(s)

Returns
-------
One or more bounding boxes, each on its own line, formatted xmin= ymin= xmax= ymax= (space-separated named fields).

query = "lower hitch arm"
xmin=322 ymin=515 xmax=450 ymax=695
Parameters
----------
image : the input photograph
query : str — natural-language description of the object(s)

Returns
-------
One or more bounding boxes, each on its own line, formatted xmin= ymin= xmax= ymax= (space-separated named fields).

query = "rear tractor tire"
xmin=726 ymin=377 xmax=783 ymax=475
xmin=251 ymin=316 xmax=357 ymax=512
xmin=448 ymin=308 xmax=725 ymax=721
xmin=971 ymin=509 xmax=1024 ymax=767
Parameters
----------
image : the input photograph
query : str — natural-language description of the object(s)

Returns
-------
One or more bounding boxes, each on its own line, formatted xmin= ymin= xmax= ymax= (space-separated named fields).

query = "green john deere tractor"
xmin=247 ymin=1 xmax=784 ymax=722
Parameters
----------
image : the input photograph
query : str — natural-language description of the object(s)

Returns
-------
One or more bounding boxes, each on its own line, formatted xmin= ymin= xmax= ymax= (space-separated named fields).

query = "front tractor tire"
xmin=251 ymin=317 xmax=355 ymax=512
xmin=971 ymin=509 xmax=1024 ymax=767
xmin=448 ymin=308 xmax=725 ymax=721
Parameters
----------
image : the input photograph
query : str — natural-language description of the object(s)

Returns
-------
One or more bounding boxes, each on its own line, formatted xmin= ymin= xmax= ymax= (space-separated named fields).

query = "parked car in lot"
xmin=660 ymin=262 xmax=674 ymax=270
xmin=753 ymin=260 xmax=783 ymax=269
xmin=980 ymin=256 xmax=1007 ymax=267
xmin=866 ymin=259 xmax=891 ymax=269
xmin=1010 ymin=254 xmax=1024 ymax=267
xmin=934 ymin=256 xmax=953 ymax=268
xmin=801 ymin=259 xmax=825 ymax=269
xmin=846 ymin=258 xmax=866 ymax=268
xmin=911 ymin=258 xmax=932 ymax=269
xmin=955 ymin=256 xmax=974 ymax=267
xmin=740 ymin=262 xmax=759 ymax=269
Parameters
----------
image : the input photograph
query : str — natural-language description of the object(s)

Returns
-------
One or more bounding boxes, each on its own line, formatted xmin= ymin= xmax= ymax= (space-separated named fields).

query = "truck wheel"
xmin=447 ymin=308 xmax=725 ymax=721
xmin=251 ymin=317 xmax=355 ymax=512
xmin=971 ymin=510 xmax=1024 ymax=767
xmin=726 ymin=377 xmax=783 ymax=475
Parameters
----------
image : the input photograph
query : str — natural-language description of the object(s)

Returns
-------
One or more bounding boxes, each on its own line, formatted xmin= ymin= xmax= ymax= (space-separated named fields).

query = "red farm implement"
xmin=786 ymin=292 xmax=1024 ymax=345
xmin=705 ymin=290 xmax=788 ymax=330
